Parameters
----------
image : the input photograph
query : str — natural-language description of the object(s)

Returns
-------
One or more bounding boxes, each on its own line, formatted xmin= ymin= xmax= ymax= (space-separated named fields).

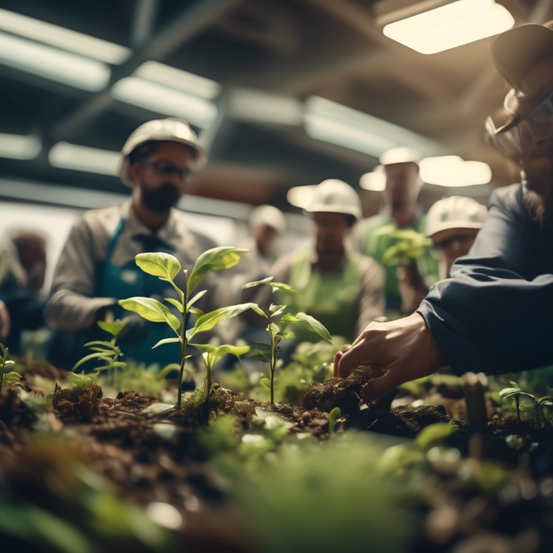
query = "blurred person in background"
xmin=335 ymin=22 xmax=553 ymax=399
xmin=354 ymin=151 xmax=438 ymax=317
xmin=46 ymin=118 xmax=216 ymax=370
xmin=397 ymin=196 xmax=487 ymax=313
xmin=0 ymin=230 xmax=48 ymax=355
xmin=264 ymin=179 xmax=384 ymax=355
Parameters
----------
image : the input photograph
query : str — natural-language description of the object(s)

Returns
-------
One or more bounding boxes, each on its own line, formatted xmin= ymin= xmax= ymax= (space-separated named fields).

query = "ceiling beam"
xmin=131 ymin=0 xmax=159 ymax=49
xmin=45 ymin=0 xmax=242 ymax=142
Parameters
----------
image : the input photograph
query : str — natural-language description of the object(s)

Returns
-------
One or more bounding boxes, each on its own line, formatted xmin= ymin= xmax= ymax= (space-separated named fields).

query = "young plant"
xmin=243 ymin=277 xmax=332 ymax=405
xmin=72 ymin=320 xmax=128 ymax=386
xmin=119 ymin=247 xmax=265 ymax=409
xmin=537 ymin=395 xmax=553 ymax=426
xmin=381 ymin=227 xmax=432 ymax=267
xmin=0 ymin=343 xmax=15 ymax=394
xmin=191 ymin=343 xmax=250 ymax=422
xmin=499 ymin=382 xmax=538 ymax=425
xmin=328 ymin=407 xmax=342 ymax=437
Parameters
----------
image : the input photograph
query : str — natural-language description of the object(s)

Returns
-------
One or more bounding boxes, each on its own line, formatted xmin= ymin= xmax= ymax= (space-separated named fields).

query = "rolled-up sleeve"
xmin=418 ymin=185 xmax=553 ymax=376
xmin=46 ymin=217 xmax=115 ymax=331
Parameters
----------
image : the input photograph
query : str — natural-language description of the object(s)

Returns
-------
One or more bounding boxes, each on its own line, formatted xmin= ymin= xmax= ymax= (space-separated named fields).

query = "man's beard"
xmin=140 ymin=179 xmax=181 ymax=214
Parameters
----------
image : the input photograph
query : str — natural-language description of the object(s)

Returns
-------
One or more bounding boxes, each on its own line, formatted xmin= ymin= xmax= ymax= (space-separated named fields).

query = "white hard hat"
xmin=306 ymin=179 xmax=362 ymax=221
xmin=425 ymin=196 xmax=488 ymax=238
xmin=117 ymin=118 xmax=208 ymax=187
xmin=380 ymin=147 xmax=421 ymax=167
xmin=250 ymin=205 xmax=286 ymax=233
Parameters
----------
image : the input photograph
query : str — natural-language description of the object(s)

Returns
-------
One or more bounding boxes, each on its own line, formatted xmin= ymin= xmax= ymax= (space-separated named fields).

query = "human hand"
xmin=0 ymin=299 xmax=10 ymax=341
xmin=334 ymin=312 xmax=445 ymax=402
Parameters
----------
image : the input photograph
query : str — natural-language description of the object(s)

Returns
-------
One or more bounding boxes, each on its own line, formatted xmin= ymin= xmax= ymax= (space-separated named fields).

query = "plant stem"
xmin=177 ymin=274 xmax=188 ymax=410
xmin=0 ymin=359 xmax=4 ymax=394
xmin=516 ymin=395 xmax=521 ymax=425
xmin=204 ymin=363 xmax=212 ymax=424
xmin=269 ymin=333 xmax=276 ymax=406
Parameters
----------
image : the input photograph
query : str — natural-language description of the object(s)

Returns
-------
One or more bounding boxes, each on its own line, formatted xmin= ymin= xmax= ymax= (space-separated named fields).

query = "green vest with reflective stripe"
xmin=283 ymin=251 xmax=362 ymax=342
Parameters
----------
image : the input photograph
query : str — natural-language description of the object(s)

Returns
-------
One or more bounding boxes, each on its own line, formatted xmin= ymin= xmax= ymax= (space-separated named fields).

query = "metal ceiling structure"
xmin=0 ymin=0 xmax=551 ymax=216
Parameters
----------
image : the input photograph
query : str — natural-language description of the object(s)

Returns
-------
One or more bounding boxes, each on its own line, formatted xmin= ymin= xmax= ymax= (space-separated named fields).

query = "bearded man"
xmin=46 ymin=118 xmax=216 ymax=369
xmin=335 ymin=22 xmax=553 ymax=400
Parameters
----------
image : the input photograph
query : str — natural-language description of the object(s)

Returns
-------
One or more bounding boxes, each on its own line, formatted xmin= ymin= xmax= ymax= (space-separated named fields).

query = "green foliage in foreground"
xmin=219 ymin=432 xmax=415 ymax=553
xmin=0 ymin=343 xmax=16 ymax=393
xmin=381 ymin=227 xmax=432 ymax=266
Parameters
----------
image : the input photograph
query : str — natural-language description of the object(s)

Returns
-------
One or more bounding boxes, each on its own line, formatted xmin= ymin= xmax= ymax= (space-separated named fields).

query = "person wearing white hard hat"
xmin=46 ymin=118 xmax=216 ymax=370
xmin=263 ymin=179 xmax=384 ymax=348
xmin=397 ymin=196 xmax=488 ymax=313
xmin=354 ymin=149 xmax=438 ymax=317
xmin=335 ymin=22 xmax=553 ymax=400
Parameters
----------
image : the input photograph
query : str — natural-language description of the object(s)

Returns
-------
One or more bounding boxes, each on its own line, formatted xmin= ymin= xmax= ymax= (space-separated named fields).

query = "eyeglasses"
xmin=486 ymin=91 xmax=553 ymax=158
xmin=143 ymin=160 xmax=192 ymax=182
xmin=433 ymin=234 xmax=475 ymax=252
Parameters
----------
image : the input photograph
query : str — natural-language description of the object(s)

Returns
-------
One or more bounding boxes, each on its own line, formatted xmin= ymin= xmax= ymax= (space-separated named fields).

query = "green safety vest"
xmin=362 ymin=214 xmax=438 ymax=315
xmin=279 ymin=251 xmax=362 ymax=342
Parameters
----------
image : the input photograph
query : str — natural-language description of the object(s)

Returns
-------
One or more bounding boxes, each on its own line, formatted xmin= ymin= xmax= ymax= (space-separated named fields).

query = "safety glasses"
xmin=143 ymin=160 xmax=192 ymax=183
xmin=486 ymin=91 xmax=553 ymax=158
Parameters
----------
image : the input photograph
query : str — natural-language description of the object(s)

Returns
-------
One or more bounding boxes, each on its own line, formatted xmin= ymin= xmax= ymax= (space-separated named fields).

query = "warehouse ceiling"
xmin=0 ymin=0 xmax=551 ymax=215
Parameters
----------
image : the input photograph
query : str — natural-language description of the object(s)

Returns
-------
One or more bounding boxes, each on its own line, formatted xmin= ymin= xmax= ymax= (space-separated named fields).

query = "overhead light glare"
xmin=0 ymin=8 xmax=130 ymax=64
xmin=0 ymin=32 xmax=110 ymax=91
xmin=228 ymin=88 xmax=303 ymax=126
xmin=112 ymin=77 xmax=218 ymax=128
xmin=0 ymin=133 xmax=42 ymax=160
xmin=287 ymin=185 xmax=318 ymax=210
xmin=383 ymin=0 xmax=515 ymax=55
xmin=49 ymin=142 xmax=120 ymax=176
xmin=379 ymin=147 xmax=420 ymax=165
xmin=134 ymin=61 xmax=221 ymax=99
xmin=420 ymin=155 xmax=492 ymax=186
xmin=304 ymin=96 xmax=436 ymax=158
xmin=360 ymin=166 xmax=386 ymax=191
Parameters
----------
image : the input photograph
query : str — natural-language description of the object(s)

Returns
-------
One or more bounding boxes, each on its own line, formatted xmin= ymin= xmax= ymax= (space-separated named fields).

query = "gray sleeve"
xmin=355 ymin=256 xmax=385 ymax=335
xmin=46 ymin=216 xmax=116 ymax=331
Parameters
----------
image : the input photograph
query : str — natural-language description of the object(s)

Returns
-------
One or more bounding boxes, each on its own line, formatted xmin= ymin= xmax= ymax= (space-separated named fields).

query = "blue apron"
xmin=50 ymin=219 xmax=183 ymax=371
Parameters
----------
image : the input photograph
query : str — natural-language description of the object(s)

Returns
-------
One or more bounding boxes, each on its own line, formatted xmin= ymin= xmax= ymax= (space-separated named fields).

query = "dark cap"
xmin=492 ymin=22 xmax=553 ymax=89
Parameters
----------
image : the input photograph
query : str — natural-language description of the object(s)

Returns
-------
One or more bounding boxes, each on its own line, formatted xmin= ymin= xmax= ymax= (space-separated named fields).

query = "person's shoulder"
xmin=188 ymin=228 xmax=217 ymax=252
xmin=355 ymin=252 xmax=385 ymax=275
xmin=488 ymin=183 xmax=523 ymax=212
xmin=79 ymin=203 xmax=122 ymax=227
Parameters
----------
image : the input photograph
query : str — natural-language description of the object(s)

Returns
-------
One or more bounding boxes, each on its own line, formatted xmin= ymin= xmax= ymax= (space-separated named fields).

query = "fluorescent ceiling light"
xmin=420 ymin=155 xmax=492 ymax=186
xmin=112 ymin=77 xmax=218 ymax=128
xmin=304 ymin=96 xmax=436 ymax=158
xmin=49 ymin=142 xmax=120 ymax=176
xmin=360 ymin=166 xmax=386 ymax=191
xmin=227 ymin=89 xmax=303 ymax=126
xmin=287 ymin=185 xmax=318 ymax=209
xmin=134 ymin=61 xmax=221 ymax=99
xmin=0 ymin=32 xmax=110 ymax=91
xmin=0 ymin=133 xmax=42 ymax=160
xmin=380 ymin=147 xmax=420 ymax=165
xmin=383 ymin=0 xmax=515 ymax=55
xmin=0 ymin=8 xmax=130 ymax=64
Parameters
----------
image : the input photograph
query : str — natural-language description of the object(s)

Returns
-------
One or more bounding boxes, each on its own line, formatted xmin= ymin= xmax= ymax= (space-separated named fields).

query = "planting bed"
xmin=2 ymin=357 xmax=553 ymax=553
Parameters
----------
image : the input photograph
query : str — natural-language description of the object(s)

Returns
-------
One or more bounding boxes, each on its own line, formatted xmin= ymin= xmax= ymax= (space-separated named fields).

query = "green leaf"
xmin=4 ymin=359 xmax=15 ymax=367
xmin=189 ymin=307 xmax=204 ymax=317
xmin=157 ymin=363 xmax=183 ymax=380
xmin=135 ymin=252 xmax=181 ymax=282
xmin=499 ymin=387 xmax=522 ymax=400
xmin=164 ymin=297 xmax=184 ymax=312
xmin=271 ymin=281 xmax=301 ymax=295
xmin=188 ymin=303 xmax=266 ymax=339
xmin=83 ymin=340 xmax=113 ymax=349
xmin=141 ymin=402 xmax=175 ymax=415
xmin=416 ymin=422 xmax=458 ymax=450
xmin=260 ymin=377 xmax=271 ymax=389
xmin=97 ymin=319 xmax=128 ymax=337
xmin=328 ymin=407 xmax=342 ymax=437
xmin=188 ymin=246 xmax=249 ymax=294
xmin=72 ymin=352 xmax=112 ymax=372
xmin=294 ymin=312 xmax=332 ymax=342
xmin=119 ymin=297 xmax=180 ymax=331
xmin=242 ymin=276 xmax=274 ymax=289
xmin=188 ymin=289 xmax=208 ymax=308
xmin=191 ymin=343 xmax=250 ymax=368
xmin=152 ymin=337 xmax=181 ymax=349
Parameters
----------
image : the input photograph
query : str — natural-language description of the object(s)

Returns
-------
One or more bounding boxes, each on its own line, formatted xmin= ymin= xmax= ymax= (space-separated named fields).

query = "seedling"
xmin=192 ymin=343 xmax=250 ymax=423
xmin=119 ymin=248 xmax=265 ymax=409
xmin=0 ymin=343 xmax=15 ymax=394
xmin=328 ymin=407 xmax=342 ymax=437
xmin=499 ymin=382 xmax=538 ymax=425
xmin=242 ymin=277 xmax=332 ymax=405
xmin=381 ymin=227 xmax=432 ymax=267
xmin=537 ymin=396 xmax=553 ymax=425
xmin=72 ymin=320 xmax=127 ymax=386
